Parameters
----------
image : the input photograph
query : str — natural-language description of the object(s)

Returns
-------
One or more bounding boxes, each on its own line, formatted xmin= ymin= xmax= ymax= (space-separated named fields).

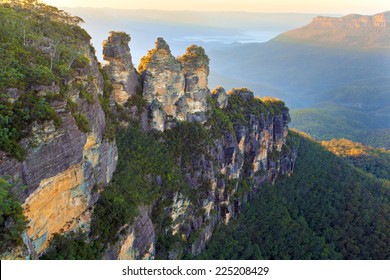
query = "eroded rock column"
xmin=103 ymin=32 xmax=141 ymax=105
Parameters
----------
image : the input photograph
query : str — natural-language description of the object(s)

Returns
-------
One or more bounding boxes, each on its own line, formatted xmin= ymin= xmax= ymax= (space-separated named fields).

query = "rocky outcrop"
xmin=138 ymin=38 xmax=210 ymax=131
xmin=103 ymin=32 xmax=141 ymax=105
xmin=178 ymin=45 xmax=210 ymax=122
xmin=164 ymin=89 xmax=295 ymax=256
xmin=138 ymin=38 xmax=186 ymax=130
xmin=211 ymin=86 xmax=228 ymax=108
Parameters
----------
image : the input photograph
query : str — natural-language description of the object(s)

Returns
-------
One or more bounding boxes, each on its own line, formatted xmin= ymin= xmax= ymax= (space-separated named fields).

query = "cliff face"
xmin=312 ymin=12 xmax=390 ymax=28
xmin=0 ymin=31 xmax=118 ymax=256
xmin=101 ymin=36 xmax=296 ymax=259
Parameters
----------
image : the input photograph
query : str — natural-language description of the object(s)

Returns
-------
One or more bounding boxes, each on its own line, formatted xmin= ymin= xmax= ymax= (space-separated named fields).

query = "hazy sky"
xmin=44 ymin=0 xmax=389 ymax=14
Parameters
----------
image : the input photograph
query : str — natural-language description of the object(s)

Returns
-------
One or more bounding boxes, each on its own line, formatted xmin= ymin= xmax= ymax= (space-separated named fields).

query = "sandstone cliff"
xmin=0 ymin=7 xmax=118 ymax=257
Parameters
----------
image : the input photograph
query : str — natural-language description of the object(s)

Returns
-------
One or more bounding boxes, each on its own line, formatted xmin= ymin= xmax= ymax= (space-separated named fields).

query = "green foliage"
xmin=41 ymin=232 xmax=101 ymax=260
xmin=199 ymin=131 xmax=390 ymax=259
xmin=0 ymin=1 xmax=93 ymax=159
xmin=90 ymin=125 xmax=187 ymax=246
xmin=321 ymin=138 xmax=390 ymax=180
xmin=206 ymin=97 xmax=233 ymax=137
xmin=0 ymin=179 xmax=26 ymax=255
xmin=178 ymin=44 xmax=210 ymax=64
xmin=28 ymin=65 xmax=55 ymax=85
xmin=360 ymin=129 xmax=390 ymax=150
xmin=72 ymin=55 xmax=90 ymax=69
xmin=164 ymin=121 xmax=212 ymax=167
xmin=72 ymin=113 xmax=90 ymax=133
xmin=0 ymin=2 xmax=90 ymax=91
xmin=79 ymin=89 xmax=94 ymax=104
xmin=0 ymin=92 xmax=61 ymax=160
xmin=225 ymin=92 xmax=286 ymax=126
xmin=290 ymin=103 xmax=389 ymax=149
xmin=90 ymin=185 xmax=139 ymax=245
xmin=125 ymin=94 xmax=147 ymax=114
xmin=66 ymin=98 xmax=78 ymax=113
xmin=98 ymin=66 xmax=116 ymax=141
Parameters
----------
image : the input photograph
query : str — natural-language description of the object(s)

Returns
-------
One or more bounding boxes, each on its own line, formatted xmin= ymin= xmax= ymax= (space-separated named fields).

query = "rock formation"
xmin=178 ymin=45 xmax=210 ymax=122
xmin=137 ymin=38 xmax=211 ymax=131
xmin=211 ymin=86 xmax=228 ymax=108
xmin=103 ymin=32 xmax=141 ymax=105
xmin=138 ymin=38 xmax=186 ymax=130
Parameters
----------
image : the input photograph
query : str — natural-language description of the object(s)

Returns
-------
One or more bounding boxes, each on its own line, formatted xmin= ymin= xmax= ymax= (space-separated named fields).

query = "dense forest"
xmin=195 ymin=132 xmax=390 ymax=259
xmin=321 ymin=138 xmax=390 ymax=180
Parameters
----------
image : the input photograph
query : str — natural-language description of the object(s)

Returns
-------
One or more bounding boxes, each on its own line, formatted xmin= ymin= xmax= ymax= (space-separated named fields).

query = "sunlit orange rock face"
xmin=23 ymin=163 xmax=85 ymax=253
xmin=22 ymin=130 xmax=118 ymax=254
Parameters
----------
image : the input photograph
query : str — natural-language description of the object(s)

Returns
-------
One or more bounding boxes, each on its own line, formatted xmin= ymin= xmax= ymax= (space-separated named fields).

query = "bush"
xmin=0 ymin=179 xmax=26 ymax=255
xmin=79 ymin=89 xmax=95 ymax=104
xmin=72 ymin=113 xmax=91 ymax=133
xmin=0 ymin=92 xmax=61 ymax=160
xmin=41 ymin=232 xmax=101 ymax=260
xmin=72 ymin=55 xmax=90 ymax=69
xmin=28 ymin=65 xmax=56 ymax=85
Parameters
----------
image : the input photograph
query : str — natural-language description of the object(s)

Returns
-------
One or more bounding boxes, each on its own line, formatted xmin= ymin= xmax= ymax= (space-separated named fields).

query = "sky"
xmin=43 ymin=0 xmax=389 ymax=15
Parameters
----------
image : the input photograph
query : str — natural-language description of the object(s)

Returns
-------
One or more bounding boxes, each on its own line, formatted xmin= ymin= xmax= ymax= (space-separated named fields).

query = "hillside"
xmin=321 ymin=138 xmax=390 ymax=180
xmin=207 ymin=12 xmax=390 ymax=148
xmin=196 ymin=132 xmax=390 ymax=259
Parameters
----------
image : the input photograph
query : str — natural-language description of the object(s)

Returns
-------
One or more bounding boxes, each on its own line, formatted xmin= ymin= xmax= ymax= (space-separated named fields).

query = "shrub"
xmin=0 ymin=179 xmax=26 ymax=255
xmin=73 ymin=113 xmax=91 ymax=133
xmin=28 ymin=65 xmax=56 ymax=85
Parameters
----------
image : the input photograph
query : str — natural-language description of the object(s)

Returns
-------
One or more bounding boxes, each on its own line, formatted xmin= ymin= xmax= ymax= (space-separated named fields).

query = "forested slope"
xmin=196 ymin=131 xmax=390 ymax=259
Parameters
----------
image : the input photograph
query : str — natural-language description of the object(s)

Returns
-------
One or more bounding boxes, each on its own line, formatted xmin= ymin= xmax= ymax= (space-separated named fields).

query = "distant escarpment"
xmin=274 ymin=11 xmax=390 ymax=48
xmin=0 ymin=2 xmax=295 ymax=260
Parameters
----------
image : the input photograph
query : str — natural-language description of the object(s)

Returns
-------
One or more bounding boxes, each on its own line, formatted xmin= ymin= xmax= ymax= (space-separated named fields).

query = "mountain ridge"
xmin=273 ymin=11 xmax=390 ymax=48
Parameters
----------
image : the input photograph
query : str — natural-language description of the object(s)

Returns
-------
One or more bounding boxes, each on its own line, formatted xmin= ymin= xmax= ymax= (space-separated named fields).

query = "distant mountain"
xmin=274 ymin=12 xmax=390 ymax=48
xmin=207 ymin=12 xmax=390 ymax=148
xmin=64 ymin=7 xmax=319 ymax=63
